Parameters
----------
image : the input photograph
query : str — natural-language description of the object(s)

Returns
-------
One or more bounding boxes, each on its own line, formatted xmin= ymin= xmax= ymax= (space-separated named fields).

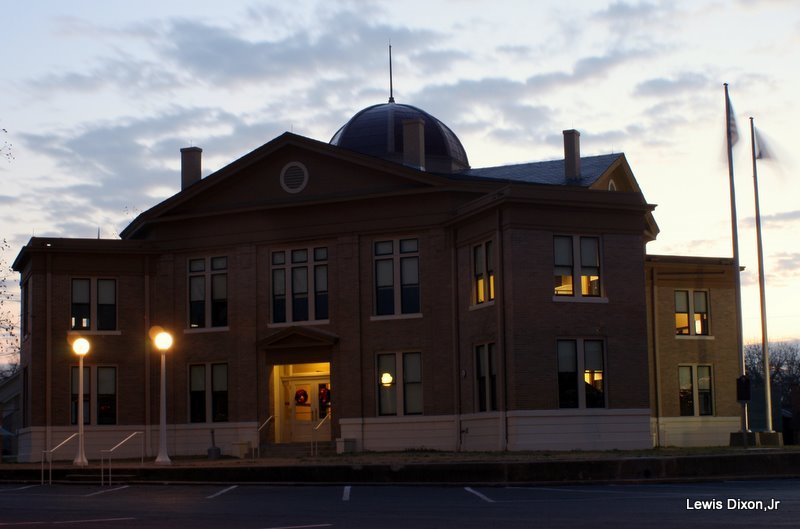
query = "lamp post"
xmin=72 ymin=337 xmax=90 ymax=466
xmin=152 ymin=329 xmax=173 ymax=464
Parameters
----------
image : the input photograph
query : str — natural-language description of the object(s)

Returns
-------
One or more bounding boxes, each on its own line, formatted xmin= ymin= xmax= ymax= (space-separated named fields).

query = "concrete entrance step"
xmin=259 ymin=441 xmax=336 ymax=458
xmin=62 ymin=472 xmax=100 ymax=483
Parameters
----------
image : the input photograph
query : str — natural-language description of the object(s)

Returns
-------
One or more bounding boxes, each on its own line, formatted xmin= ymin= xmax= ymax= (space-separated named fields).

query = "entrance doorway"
xmin=273 ymin=362 xmax=331 ymax=443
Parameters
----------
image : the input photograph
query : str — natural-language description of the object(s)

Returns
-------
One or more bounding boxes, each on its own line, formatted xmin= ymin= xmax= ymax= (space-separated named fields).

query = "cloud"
xmin=743 ymin=210 xmax=800 ymax=228
xmin=411 ymin=77 xmax=554 ymax=147
xmin=15 ymin=105 xmax=291 ymax=238
xmin=159 ymin=11 xmax=444 ymax=87
xmin=496 ymin=45 xmax=532 ymax=58
xmin=595 ymin=1 xmax=664 ymax=20
xmin=526 ymin=48 xmax=654 ymax=92
xmin=25 ymin=5 xmax=450 ymax=100
xmin=634 ymin=72 xmax=711 ymax=97
xmin=28 ymin=56 xmax=184 ymax=95
xmin=593 ymin=1 xmax=677 ymax=35
xmin=770 ymin=252 xmax=800 ymax=284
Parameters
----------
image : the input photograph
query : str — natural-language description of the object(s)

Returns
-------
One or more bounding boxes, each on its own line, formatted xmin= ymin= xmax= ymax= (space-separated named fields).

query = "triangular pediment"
xmin=258 ymin=326 xmax=339 ymax=350
xmin=121 ymin=133 xmax=459 ymax=239
xmin=588 ymin=154 xmax=640 ymax=193
xmin=588 ymin=154 xmax=660 ymax=240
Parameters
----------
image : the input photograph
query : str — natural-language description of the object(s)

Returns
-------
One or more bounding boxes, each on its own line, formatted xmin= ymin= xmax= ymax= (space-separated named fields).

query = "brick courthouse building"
xmin=12 ymin=101 xmax=741 ymax=461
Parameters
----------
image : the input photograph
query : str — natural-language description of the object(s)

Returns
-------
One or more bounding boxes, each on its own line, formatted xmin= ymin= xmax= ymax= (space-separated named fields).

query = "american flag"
xmin=726 ymin=92 xmax=739 ymax=147
xmin=754 ymin=126 xmax=772 ymax=160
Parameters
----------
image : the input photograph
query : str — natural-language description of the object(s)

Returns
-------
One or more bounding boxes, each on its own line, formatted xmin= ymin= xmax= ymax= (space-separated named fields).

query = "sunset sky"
xmin=2 ymin=0 xmax=798 ymax=355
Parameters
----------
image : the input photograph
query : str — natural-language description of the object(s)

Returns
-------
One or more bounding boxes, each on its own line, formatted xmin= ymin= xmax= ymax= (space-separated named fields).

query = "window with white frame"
xmin=377 ymin=352 xmax=422 ymax=416
xmin=271 ymin=247 xmax=328 ymax=323
xmin=475 ymin=343 xmax=497 ymax=412
xmin=675 ymin=290 xmax=710 ymax=336
xmin=189 ymin=363 xmax=228 ymax=423
xmin=374 ymin=239 xmax=420 ymax=316
xmin=71 ymin=278 xmax=117 ymax=331
xmin=679 ymin=365 xmax=713 ymax=416
xmin=557 ymin=339 xmax=605 ymax=408
xmin=553 ymin=236 xmax=602 ymax=298
xmin=473 ymin=241 xmax=495 ymax=305
xmin=70 ymin=365 xmax=116 ymax=425
xmin=188 ymin=257 xmax=227 ymax=329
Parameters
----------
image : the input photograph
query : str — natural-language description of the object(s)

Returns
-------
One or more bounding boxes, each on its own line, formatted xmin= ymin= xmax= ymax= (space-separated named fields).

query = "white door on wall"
xmin=287 ymin=378 xmax=331 ymax=443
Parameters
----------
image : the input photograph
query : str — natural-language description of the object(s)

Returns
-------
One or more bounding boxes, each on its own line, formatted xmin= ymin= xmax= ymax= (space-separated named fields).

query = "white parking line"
xmin=0 ymin=517 xmax=136 ymax=526
xmin=84 ymin=485 xmax=129 ymax=497
xmin=0 ymin=485 xmax=39 ymax=493
xmin=342 ymin=485 xmax=351 ymax=501
xmin=259 ymin=525 xmax=332 ymax=529
xmin=53 ymin=517 xmax=136 ymax=525
xmin=464 ymin=486 xmax=495 ymax=503
xmin=206 ymin=485 xmax=238 ymax=499
xmin=509 ymin=486 xmax=630 ymax=494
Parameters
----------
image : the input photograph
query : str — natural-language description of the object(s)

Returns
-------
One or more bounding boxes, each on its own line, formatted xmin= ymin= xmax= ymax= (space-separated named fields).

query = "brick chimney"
xmin=403 ymin=118 xmax=426 ymax=171
xmin=563 ymin=129 xmax=581 ymax=181
xmin=181 ymin=146 xmax=202 ymax=190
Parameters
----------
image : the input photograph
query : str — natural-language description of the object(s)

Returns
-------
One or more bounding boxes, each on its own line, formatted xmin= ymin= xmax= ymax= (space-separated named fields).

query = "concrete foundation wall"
xmin=16 ymin=422 xmax=258 ymax=463
xmin=506 ymin=409 xmax=652 ymax=451
xmin=653 ymin=416 xmax=740 ymax=447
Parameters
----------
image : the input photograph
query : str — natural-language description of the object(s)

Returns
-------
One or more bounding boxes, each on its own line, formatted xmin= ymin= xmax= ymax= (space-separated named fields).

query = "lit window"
xmin=374 ymin=239 xmax=420 ymax=316
xmin=557 ymin=339 xmax=605 ymax=409
xmin=473 ymin=241 xmax=496 ymax=305
xmin=71 ymin=278 xmax=117 ymax=331
xmin=553 ymin=237 xmax=574 ymax=296
xmin=675 ymin=290 xmax=710 ymax=336
xmin=377 ymin=352 xmax=422 ymax=416
xmin=271 ymin=247 xmax=328 ymax=323
xmin=679 ymin=365 xmax=713 ymax=416
xmin=71 ymin=279 xmax=91 ymax=330
xmin=554 ymin=236 xmax=602 ymax=298
xmin=580 ymin=237 xmax=601 ymax=297
xmin=188 ymin=257 xmax=227 ymax=328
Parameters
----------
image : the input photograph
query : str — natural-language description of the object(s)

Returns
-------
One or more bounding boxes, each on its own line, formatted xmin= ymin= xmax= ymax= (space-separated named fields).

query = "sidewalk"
xmin=5 ymin=446 xmax=800 ymax=486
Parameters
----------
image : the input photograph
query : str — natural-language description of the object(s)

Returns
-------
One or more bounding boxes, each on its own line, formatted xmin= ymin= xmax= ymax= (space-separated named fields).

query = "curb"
xmin=5 ymin=451 xmax=800 ymax=486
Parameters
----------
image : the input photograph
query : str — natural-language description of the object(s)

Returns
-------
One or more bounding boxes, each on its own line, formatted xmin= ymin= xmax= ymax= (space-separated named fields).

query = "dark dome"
xmin=330 ymin=102 xmax=469 ymax=172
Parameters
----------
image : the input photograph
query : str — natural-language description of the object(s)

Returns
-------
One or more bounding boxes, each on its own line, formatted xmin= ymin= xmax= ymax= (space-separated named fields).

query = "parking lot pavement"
xmin=1 ymin=480 xmax=799 ymax=528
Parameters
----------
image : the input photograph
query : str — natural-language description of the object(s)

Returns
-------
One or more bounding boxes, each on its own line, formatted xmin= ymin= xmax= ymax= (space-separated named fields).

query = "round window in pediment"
xmin=280 ymin=162 xmax=308 ymax=194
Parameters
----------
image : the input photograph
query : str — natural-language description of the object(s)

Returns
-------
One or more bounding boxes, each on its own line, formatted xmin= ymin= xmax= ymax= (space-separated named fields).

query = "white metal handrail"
xmin=100 ymin=431 xmax=144 ymax=486
xmin=40 ymin=433 xmax=79 ymax=485
xmin=310 ymin=412 xmax=331 ymax=457
xmin=258 ymin=416 xmax=274 ymax=432
xmin=254 ymin=416 xmax=274 ymax=459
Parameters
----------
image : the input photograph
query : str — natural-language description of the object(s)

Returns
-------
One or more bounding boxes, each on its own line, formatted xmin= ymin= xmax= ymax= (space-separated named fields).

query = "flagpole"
xmin=725 ymin=83 xmax=748 ymax=433
xmin=750 ymin=116 xmax=773 ymax=432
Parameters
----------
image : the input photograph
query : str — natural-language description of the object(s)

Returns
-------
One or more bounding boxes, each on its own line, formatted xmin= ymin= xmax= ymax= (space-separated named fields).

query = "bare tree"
xmin=0 ymin=126 xmax=19 ymax=379
xmin=1 ymin=126 xmax=12 ymax=163
xmin=0 ymin=238 xmax=19 ymax=381
xmin=745 ymin=341 xmax=800 ymax=409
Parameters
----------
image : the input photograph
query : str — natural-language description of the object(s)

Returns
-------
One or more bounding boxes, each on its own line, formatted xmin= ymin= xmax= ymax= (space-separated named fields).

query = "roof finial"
xmin=388 ymin=42 xmax=395 ymax=103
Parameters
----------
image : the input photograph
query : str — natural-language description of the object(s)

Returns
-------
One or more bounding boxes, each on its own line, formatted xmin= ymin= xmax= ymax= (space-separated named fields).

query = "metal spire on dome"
xmin=388 ymin=43 xmax=395 ymax=103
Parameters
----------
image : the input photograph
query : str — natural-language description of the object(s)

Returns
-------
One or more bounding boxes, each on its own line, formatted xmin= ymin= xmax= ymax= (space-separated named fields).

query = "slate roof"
xmin=330 ymin=103 xmax=470 ymax=171
xmin=450 ymin=153 xmax=623 ymax=187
